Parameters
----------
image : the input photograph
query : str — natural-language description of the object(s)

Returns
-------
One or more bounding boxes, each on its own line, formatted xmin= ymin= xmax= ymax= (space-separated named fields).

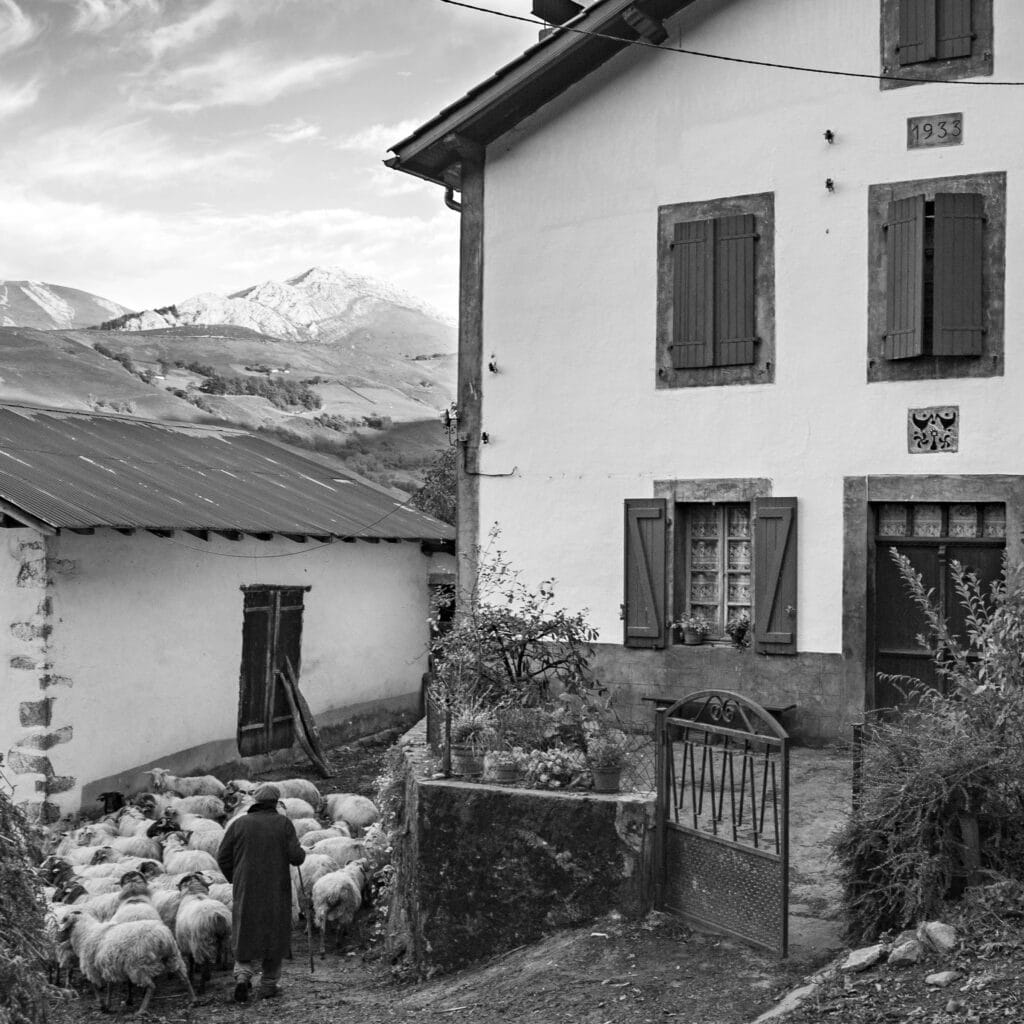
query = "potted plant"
xmin=486 ymin=747 xmax=527 ymax=784
xmin=725 ymin=610 xmax=751 ymax=648
xmin=585 ymin=730 xmax=628 ymax=793
xmin=673 ymin=613 xmax=711 ymax=645
xmin=449 ymin=708 xmax=495 ymax=778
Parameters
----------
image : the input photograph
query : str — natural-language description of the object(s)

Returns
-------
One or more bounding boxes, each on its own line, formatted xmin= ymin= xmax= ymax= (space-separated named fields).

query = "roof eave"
xmin=388 ymin=0 xmax=695 ymax=186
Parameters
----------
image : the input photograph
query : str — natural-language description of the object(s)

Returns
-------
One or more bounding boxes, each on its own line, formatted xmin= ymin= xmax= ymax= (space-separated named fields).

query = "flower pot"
xmin=590 ymin=767 xmax=622 ymax=793
xmin=450 ymin=744 xmax=485 ymax=778
xmin=682 ymin=629 xmax=704 ymax=645
xmin=490 ymin=764 xmax=522 ymax=785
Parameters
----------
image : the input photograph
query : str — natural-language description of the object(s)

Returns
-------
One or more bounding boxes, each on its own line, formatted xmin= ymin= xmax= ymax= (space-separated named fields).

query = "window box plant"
xmin=725 ymin=610 xmax=751 ymax=648
xmin=673 ymin=613 xmax=711 ymax=645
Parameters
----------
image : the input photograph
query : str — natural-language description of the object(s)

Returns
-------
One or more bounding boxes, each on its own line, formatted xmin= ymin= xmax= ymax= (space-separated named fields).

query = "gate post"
xmin=653 ymin=703 xmax=667 ymax=908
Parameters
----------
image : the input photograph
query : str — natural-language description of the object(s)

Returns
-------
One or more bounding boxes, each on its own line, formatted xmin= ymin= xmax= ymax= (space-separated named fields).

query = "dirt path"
xmin=51 ymin=743 xmax=853 ymax=1024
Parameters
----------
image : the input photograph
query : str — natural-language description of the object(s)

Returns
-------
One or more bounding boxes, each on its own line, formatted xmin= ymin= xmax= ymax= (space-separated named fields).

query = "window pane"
xmin=727 ymin=506 xmax=751 ymax=538
xmin=949 ymin=504 xmax=979 ymax=538
xmin=690 ymin=538 xmax=718 ymax=569
xmin=727 ymin=539 xmax=751 ymax=569
xmin=878 ymin=504 xmax=908 ymax=537
xmin=690 ymin=506 xmax=719 ymax=537
xmin=690 ymin=573 xmax=719 ymax=603
xmin=983 ymin=504 xmax=1006 ymax=538
xmin=912 ymin=503 xmax=943 ymax=537
xmin=728 ymin=575 xmax=751 ymax=603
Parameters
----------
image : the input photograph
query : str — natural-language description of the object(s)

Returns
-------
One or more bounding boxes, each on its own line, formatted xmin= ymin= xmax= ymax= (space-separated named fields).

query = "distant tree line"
xmin=198 ymin=373 xmax=322 ymax=410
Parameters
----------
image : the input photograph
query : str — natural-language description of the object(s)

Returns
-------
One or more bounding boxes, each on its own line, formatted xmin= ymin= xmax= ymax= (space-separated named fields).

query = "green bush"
xmin=834 ymin=554 xmax=1024 ymax=942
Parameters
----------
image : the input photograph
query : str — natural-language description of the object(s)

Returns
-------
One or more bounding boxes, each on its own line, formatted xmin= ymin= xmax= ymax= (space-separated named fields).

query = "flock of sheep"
xmin=40 ymin=768 xmax=385 ymax=1015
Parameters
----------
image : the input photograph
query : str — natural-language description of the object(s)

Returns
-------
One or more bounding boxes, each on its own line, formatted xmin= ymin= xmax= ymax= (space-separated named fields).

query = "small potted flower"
xmin=486 ymin=747 xmax=527 ymax=785
xmin=585 ymin=730 xmax=628 ymax=793
xmin=523 ymin=746 xmax=588 ymax=790
xmin=449 ymin=708 xmax=496 ymax=778
xmin=673 ymin=613 xmax=711 ymax=645
xmin=725 ymin=610 xmax=751 ymax=648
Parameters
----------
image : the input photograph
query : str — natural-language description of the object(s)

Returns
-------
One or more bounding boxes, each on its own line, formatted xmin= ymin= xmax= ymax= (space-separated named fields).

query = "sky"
xmin=0 ymin=0 xmax=540 ymax=315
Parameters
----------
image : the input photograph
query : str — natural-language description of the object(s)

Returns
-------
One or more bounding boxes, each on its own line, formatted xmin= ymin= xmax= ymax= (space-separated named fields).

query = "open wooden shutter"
xmin=670 ymin=219 xmax=715 ymax=369
xmin=899 ymin=0 xmax=937 ymax=64
xmin=753 ymin=497 xmax=797 ymax=655
xmin=269 ymin=589 xmax=304 ymax=751
xmin=936 ymin=0 xmax=973 ymax=59
xmin=884 ymin=195 xmax=926 ymax=360
xmin=933 ymin=192 xmax=984 ymax=356
xmin=239 ymin=590 xmax=274 ymax=756
xmin=623 ymin=498 xmax=667 ymax=648
xmin=714 ymin=213 xmax=757 ymax=366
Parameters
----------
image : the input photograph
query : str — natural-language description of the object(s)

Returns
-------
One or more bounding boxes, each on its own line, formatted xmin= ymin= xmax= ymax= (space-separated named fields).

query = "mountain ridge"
xmin=0 ymin=281 xmax=130 ymax=331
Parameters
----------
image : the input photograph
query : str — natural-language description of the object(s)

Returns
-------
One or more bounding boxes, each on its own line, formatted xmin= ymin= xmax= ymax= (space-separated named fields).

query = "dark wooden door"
xmin=238 ymin=587 xmax=305 ymax=755
xmin=872 ymin=503 xmax=1004 ymax=709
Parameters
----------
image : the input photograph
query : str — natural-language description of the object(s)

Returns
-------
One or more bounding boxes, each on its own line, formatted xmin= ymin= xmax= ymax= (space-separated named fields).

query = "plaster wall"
xmin=474 ymin=0 xmax=1024 ymax=660
xmin=6 ymin=529 xmax=446 ymax=813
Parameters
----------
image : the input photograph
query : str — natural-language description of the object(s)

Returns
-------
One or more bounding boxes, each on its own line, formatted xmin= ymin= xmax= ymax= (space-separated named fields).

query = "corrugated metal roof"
xmin=0 ymin=405 xmax=454 ymax=543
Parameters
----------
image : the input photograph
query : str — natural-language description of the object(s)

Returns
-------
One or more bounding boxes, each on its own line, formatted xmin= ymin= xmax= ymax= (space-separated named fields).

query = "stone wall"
xmin=385 ymin=725 xmax=656 ymax=975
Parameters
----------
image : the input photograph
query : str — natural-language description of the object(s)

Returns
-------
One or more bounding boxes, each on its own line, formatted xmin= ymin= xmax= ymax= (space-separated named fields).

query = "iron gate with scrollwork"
xmin=654 ymin=690 xmax=789 ymax=956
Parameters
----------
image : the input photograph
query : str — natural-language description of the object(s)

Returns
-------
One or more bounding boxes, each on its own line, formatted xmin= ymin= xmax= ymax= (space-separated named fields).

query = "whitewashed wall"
xmin=476 ymin=0 xmax=1022 ymax=653
xmin=1 ymin=528 xmax=447 ymax=815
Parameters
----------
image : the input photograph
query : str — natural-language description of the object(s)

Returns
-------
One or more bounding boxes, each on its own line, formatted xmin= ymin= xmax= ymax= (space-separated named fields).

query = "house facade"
xmin=0 ymin=405 xmax=453 ymax=819
xmin=389 ymin=0 xmax=1022 ymax=742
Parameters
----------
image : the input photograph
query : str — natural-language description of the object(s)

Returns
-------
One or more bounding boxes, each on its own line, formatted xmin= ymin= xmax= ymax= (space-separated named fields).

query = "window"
xmin=879 ymin=0 xmax=992 ymax=89
xmin=867 ymin=172 xmax=1004 ymax=383
xmin=238 ymin=585 xmax=308 ymax=756
xmin=656 ymin=192 xmax=774 ymax=388
xmin=623 ymin=496 xmax=796 ymax=654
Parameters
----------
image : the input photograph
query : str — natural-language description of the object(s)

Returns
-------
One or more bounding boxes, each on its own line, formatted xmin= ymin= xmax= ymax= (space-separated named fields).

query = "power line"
xmin=437 ymin=0 xmax=1024 ymax=86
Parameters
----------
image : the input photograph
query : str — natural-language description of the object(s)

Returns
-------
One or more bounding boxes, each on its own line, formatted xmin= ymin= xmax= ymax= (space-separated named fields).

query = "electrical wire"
xmin=437 ymin=0 xmax=1024 ymax=86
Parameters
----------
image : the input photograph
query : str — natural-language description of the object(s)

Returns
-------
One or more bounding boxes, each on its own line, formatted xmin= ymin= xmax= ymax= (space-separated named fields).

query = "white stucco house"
xmin=388 ymin=0 xmax=1020 ymax=742
xmin=0 ymin=404 xmax=453 ymax=819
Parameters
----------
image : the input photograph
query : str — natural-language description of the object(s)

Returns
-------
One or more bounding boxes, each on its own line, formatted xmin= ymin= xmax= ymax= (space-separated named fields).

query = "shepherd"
xmin=216 ymin=782 xmax=305 ymax=1002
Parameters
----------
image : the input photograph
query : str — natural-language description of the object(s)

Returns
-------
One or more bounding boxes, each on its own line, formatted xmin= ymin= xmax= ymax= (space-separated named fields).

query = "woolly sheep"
xmin=277 ymin=797 xmax=317 ymax=820
xmin=174 ymin=874 xmax=232 ymax=993
xmin=311 ymin=859 xmax=368 ymax=956
xmin=290 ymin=853 xmax=341 ymax=923
xmin=273 ymin=778 xmax=322 ymax=809
xmin=132 ymin=792 xmax=171 ymax=819
xmin=322 ymin=793 xmax=380 ymax=833
xmin=161 ymin=833 xmax=220 ymax=876
xmin=186 ymin=825 xmax=224 ymax=858
xmin=110 ymin=877 xmax=162 ymax=925
xmin=151 ymin=888 xmax=184 ymax=930
xmin=146 ymin=768 xmax=226 ymax=798
xmin=309 ymin=836 xmax=365 ymax=867
xmin=300 ymin=823 xmax=352 ymax=849
xmin=167 ymin=795 xmax=226 ymax=821
xmin=207 ymin=881 xmax=233 ymax=911
xmin=67 ymin=890 xmax=122 ymax=921
xmin=108 ymin=834 xmax=163 ymax=861
xmin=290 ymin=817 xmax=322 ymax=839
xmin=115 ymin=807 xmax=151 ymax=837
xmin=44 ymin=902 xmax=79 ymax=987
xmin=58 ymin=908 xmax=195 ymax=1014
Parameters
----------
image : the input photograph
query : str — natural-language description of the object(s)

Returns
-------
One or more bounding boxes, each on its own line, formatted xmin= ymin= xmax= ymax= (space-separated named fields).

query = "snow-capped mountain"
xmin=0 ymin=281 xmax=130 ymax=331
xmin=106 ymin=267 xmax=456 ymax=354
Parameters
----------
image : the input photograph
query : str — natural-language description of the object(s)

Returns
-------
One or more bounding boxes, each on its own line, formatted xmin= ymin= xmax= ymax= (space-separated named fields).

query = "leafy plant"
xmin=409 ymin=446 xmax=456 ymax=526
xmin=450 ymin=708 xmax=496 ymax=752
xmin=523 ymin=747 xmax=588 ymax=790
xmin=725 ymin=611 xmax=751 ymax=647
xmin=585 ymin=733 xmax=628 ymax=770
xmin=672 ymin=613 xmax=710 ymax=637
xmin=833 ymin=553 xmax=1024 ymax=942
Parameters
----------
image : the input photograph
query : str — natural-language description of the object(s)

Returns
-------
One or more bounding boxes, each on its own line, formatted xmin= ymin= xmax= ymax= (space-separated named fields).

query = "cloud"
xmin=8 ymin=119 xmax=256 ymax=186
xmin=366 ymin=164 xmax=433 ymax=198
xmin=64 ymin=0 xmax=159 ymax=34
xmin=267 ymin=118 xmax=322 ymax=144
xmin=0 ymin=77 xmax=40 ymax=119
xmin=0 ymin=0 xmax=38 ymax=54
xmin=144 ymin=0 xmax=241 ymax=58
xmin=137 ymin=48 xmax=367 ymax=111
xmin=337 ymin=119 xmax=420 ymax=154
xmin=0 ymin=189 xmax=460 ymax=315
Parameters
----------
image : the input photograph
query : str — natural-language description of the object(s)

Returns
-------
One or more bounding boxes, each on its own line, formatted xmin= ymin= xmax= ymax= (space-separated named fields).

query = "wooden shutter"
xmin=670 ymin=219 xmax=715 ymax=369
xmin=239 ymin=589 xmax=274 ymax=756
xmin=884 ymin=195 xmax=926 ymax=360
xmin=753 ymin=497 xmax=797 ymax=656
xmin=714 ymin=214 xmax=757 ymax=366
xmin=933 ymin=192 xmax=984 ymax=356
xmin=936 ymin=0 xmax=972 ymax=59
xmin=270 ymin=589 xmax=304 ymax=751
xmin=899 ymin=0 xmax=937 ymax=64
xmin=623 ymin=498 xmax=667 ymax=648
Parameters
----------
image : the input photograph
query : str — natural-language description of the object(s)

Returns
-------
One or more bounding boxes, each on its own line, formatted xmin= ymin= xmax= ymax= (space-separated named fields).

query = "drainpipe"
xmin=444 ymin=186 xmax=462 ymax=213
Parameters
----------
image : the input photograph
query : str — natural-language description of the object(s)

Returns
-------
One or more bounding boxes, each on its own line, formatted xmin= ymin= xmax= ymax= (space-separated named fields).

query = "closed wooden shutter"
xmin=899 ymin=0 xmax=937 ymax=64
xmin=936 ymin=0 xmax=973 ymax=59
xmin=753 ymin=497 xmax=797 ymax=656
xmin=623 ymin=498 xmax=667 ymax=648
xmin=671 ymin=219 xmax=715 ymax=369
xmin=884 ymin=195 xmax=926 ymax=360
xmin=714 ymin=214 xmax=757 ymax=366
xmin=933 ymin=192 xmax=984 ymax=356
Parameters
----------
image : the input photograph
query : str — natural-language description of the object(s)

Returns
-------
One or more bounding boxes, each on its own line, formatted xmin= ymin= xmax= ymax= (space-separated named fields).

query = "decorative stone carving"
xmin=908 ymin=406 xmax=959 ymax=454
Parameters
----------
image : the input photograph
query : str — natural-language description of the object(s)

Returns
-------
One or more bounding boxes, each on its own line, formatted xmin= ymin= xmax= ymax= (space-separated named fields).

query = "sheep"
xmin=115 ymin=807 xmax=152 ymax=837
xmin=272 ymin=777 xmax=322 ymax=809
xmin=58 ymin=907 xmax=195 ymax=1015
xmin=73 ymin=856 xmax=162 ymax=880
xmin=132 ymin=792 xmax=171 ymax=819
xmin=300 ymin=822 xmax=352 ymax=849
xmin=277 ymin=796 xmax=317 ymax=820
xmin=44 ymin=902 xmax=79 ymax=987
xmin=224 ymin=796 xmax=254 ymax=829
xmin=311 ymin=859 xmax=368 ymax=956
xmin=167 ymin=794 xmax=226 ymax=821
xmin=290 ymin=853 xmax=341 ymax=923
xmin=97 ymin=791 xmax=126 ymax=815
xmin=107 ymin=834 xmax=163 ymax=861
xmin=186 ymin=824 xmax=224 ymax=858
xmin=66 ymin=890 xmax=123 ymax=921
xmin=309 ymin=836 xmax=366 ymax=867
xmin=174 ymin=873 xmax=232 ymax=993
xmin=146 ymin=768 xmax=225 ymax=798
xmin=161 ymin=832 xmax=220 ymax=876
xmin=290 ymin=816 xmax=322 ymax=840
xmin=151 ymin=888 xmax=184 ymax=931
xmin=110 ymin=876 xmax=162 ymax=924
xmin=207 ymin=881 xmax=233 ymax=911
xmin=322 ymin=793 xmax=380 ymax=833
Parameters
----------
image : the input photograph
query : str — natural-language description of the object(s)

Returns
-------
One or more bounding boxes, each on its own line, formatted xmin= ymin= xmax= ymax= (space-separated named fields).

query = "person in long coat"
xmin=216 ymin=782 xmax=305 ymax=1002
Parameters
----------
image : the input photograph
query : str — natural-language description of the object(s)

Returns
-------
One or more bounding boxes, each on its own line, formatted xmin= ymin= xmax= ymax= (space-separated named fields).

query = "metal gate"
xmin=654 ymin=689 xmax=789 ymax=956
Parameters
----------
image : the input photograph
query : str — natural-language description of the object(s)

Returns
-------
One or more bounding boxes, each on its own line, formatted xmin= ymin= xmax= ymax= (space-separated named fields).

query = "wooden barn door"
xmin=238 ymin=586 xmax=307 ymax=756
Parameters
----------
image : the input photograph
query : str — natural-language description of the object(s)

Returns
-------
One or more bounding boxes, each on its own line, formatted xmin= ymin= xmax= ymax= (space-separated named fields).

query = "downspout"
xmin=446 ymin=148 xmax=484 ymax=613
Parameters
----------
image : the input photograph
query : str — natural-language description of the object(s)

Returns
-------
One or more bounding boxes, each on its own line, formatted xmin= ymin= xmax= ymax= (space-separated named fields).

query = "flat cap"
xmin=253 ymin=783 xmax=280 ymax=803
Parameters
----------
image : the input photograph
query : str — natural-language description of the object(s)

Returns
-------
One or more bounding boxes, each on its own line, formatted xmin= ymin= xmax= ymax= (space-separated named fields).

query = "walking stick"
xmin=294 ymin=866 xmax=315 ymax=973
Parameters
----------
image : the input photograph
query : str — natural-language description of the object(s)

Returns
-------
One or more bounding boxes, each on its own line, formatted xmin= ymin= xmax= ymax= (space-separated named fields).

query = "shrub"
xmin=409 ymin=447 xmax=456 ymax=526
xmin=833 ymin=553 xmax=1024 ymax=942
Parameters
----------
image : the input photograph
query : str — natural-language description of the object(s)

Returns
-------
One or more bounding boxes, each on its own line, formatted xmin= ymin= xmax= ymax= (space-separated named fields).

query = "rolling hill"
xmin=0 ymin=281 xmax=130 ymax=331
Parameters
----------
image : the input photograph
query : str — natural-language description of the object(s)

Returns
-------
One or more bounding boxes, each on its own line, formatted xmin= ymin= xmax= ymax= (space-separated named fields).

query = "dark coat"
xmin=216 ymin=802 xmax=305 ymax=961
